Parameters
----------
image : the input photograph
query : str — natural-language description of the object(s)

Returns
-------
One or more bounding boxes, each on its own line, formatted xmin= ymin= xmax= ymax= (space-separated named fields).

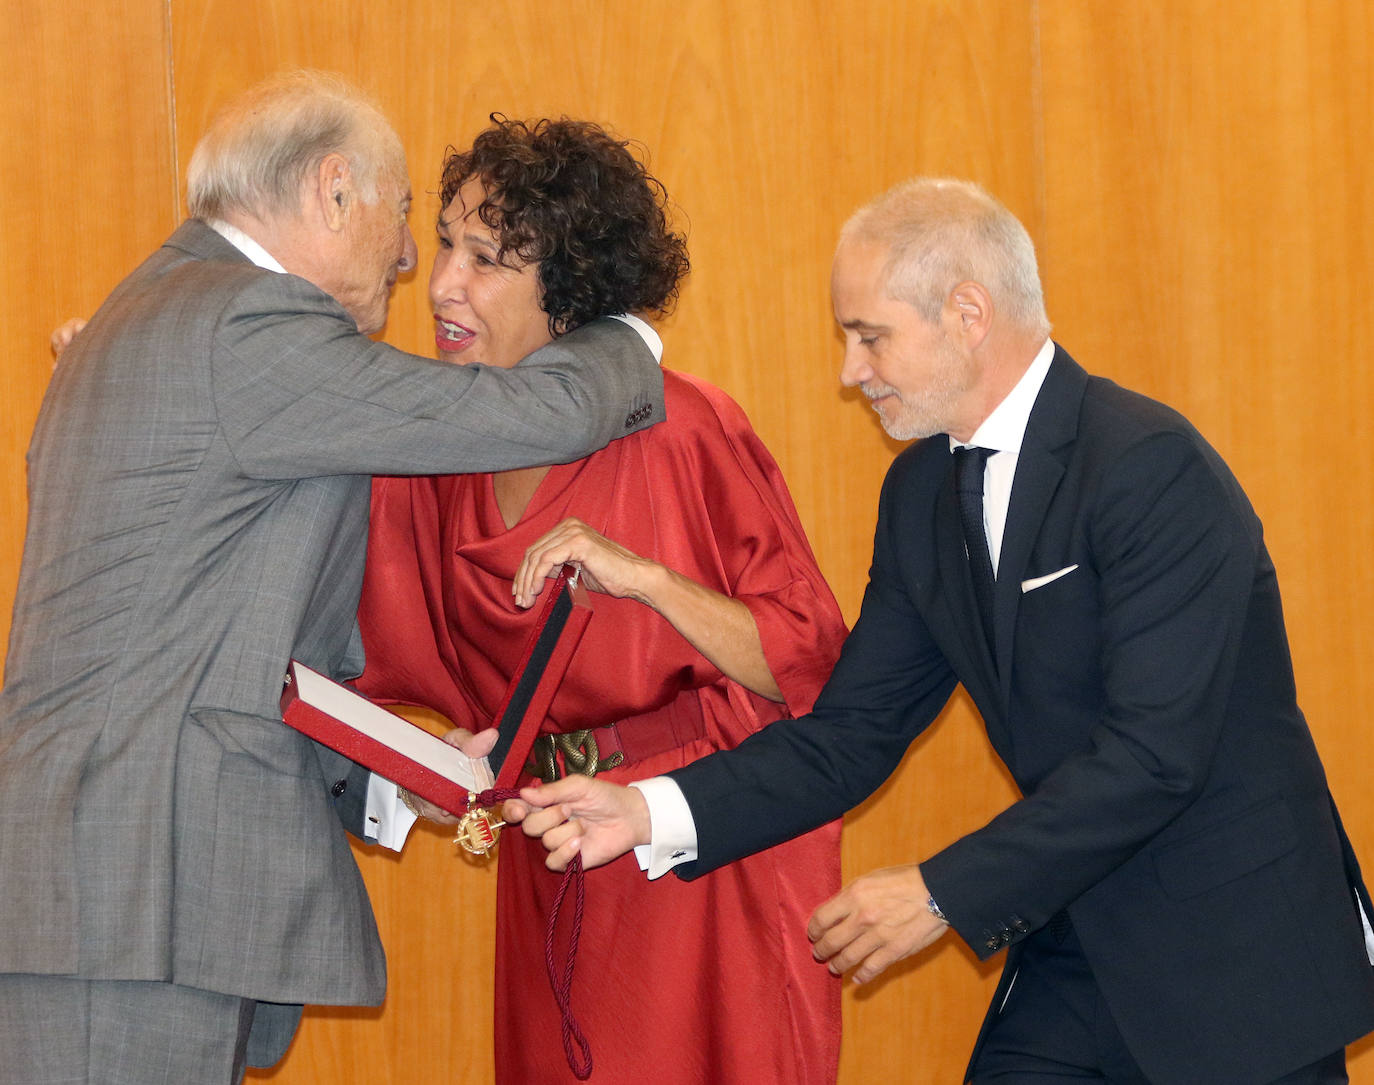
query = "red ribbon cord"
xmin=476 ymin=788 xmax=592 ymax=1080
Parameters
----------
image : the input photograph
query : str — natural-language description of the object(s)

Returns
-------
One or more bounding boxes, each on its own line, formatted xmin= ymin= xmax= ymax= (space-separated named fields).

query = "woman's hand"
xmin=512 ymin=516 xmax=783 ymax=701
xmin=51 ymin=317 xmax=88 ymax=359
xmin=512 ymin=517 xmax=653 ymax=609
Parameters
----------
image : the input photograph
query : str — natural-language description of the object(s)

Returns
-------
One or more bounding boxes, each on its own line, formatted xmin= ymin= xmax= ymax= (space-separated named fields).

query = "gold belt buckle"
xmin=528 ymin=729 xmax=624 ymax=784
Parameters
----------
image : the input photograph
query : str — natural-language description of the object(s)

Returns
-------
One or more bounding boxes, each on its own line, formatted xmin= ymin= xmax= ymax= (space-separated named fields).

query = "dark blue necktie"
xmin=953 ymin=446 xmax=996 ymax=655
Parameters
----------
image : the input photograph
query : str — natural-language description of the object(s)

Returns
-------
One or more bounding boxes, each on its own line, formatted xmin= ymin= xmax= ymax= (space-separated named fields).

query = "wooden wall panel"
xmin=5 ymin=0 xmax=1372 ymax=1081
xmin=0 ymin=0 xmax=176 ymax=652
xmin=1038 ymin=2 xmax=1374 ymax=1077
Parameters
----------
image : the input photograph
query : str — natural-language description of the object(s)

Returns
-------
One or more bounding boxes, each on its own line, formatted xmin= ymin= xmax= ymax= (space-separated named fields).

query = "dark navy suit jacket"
xmin=670 ymin=346 xmax=1374 ymax=1083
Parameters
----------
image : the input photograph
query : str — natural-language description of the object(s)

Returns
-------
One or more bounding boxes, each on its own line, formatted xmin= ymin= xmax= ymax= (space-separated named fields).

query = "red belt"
xmin=529 ymin=696 xmax=707 ymax=781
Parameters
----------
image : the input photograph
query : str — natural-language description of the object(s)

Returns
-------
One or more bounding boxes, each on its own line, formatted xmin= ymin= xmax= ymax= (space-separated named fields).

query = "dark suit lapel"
xmin=996 ymin=347 xmax=1087 ymax=705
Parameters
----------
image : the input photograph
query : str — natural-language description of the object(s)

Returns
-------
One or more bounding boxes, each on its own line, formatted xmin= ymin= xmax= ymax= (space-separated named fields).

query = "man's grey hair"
xmin=840 ymin=177 xmax=1051 ymax=336
xmin=186 ymin=70 xmax=406 ymax=221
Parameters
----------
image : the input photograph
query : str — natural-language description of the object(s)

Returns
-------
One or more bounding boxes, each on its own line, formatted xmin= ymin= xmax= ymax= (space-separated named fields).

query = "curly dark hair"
xmin=438 ymin=115 xmax=690 ymax=336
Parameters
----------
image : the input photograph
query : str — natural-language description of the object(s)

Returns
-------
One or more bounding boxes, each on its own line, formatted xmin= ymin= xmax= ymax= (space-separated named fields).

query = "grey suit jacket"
xmin=0 ymin=220 xmax=663 ymax=1010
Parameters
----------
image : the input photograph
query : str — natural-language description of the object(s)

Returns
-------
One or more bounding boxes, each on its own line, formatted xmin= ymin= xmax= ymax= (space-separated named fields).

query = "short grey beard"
xmin=868 ymin=381 xmax=960 ymax=441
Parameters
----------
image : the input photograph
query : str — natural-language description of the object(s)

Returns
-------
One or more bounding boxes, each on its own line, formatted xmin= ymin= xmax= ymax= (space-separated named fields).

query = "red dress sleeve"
xmin=636 ymin=371 xmax=847 ymax=720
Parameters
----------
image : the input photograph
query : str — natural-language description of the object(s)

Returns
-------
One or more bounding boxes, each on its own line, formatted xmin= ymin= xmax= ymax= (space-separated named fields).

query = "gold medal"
xmin=453 ymin=797 xmax=505 ymax=856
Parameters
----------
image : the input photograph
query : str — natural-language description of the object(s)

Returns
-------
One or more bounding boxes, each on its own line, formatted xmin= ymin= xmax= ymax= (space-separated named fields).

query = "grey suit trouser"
xmin=0 ymin=975 xmax=288 ymax=1084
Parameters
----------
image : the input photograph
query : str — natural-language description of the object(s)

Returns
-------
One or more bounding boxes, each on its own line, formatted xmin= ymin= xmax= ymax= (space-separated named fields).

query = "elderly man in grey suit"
xmin=0 ymin=71 xmax=664 ymax=1084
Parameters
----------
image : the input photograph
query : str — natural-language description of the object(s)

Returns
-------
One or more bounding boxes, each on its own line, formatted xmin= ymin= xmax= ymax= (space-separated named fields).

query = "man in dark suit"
xmin=513 ymin=178 xmax=1374 ymax=1083
xmin=0 ymin=71 xmax=664 ymax=1083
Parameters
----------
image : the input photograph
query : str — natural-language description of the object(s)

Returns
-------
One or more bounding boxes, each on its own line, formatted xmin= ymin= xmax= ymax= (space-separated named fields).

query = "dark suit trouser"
xmin=0 ymin=975 xmax=261 ymax=1085
xmin=969 ymin=925 xmax=1348 ymax=1084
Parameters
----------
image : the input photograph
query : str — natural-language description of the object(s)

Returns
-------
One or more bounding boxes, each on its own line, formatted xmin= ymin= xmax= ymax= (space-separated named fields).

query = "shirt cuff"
xmin=363 ymin=773 xmax=419 ymax=851
xmin=628 ymin=776 xmax=697 ymax=879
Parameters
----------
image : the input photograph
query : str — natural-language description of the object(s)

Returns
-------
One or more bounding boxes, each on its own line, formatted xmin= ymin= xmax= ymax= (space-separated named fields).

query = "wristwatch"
xmin=927 ymin=895 xmax=948 ymax=923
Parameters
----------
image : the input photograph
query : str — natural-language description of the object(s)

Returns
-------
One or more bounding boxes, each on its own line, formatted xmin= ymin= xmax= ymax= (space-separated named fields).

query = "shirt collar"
xmin=609 ymin=312 xmax=664 ymax=364
xmin=950 ymin=337 xmax=1055 ymax=455
xmin=206 ymin=219 xmax=286 ymax=273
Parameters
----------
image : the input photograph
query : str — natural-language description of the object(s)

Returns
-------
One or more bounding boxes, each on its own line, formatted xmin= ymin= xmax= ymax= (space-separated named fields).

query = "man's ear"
xmin=945 ymin=280 xmax=993 ymax=350
xmin=314 ymin=152 xmax=352 ymax=232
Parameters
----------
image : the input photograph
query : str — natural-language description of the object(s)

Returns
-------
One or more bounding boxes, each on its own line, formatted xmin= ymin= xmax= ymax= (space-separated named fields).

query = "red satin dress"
xmin=357 ymin=369 xmax=847 ymax=1084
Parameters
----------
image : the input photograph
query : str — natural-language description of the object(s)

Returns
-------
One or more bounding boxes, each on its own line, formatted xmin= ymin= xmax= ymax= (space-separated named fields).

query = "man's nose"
xmin=839 ymin=344 xmax=871 ymax=388
xmin=397 ymin=225 xmax=418 ymax=273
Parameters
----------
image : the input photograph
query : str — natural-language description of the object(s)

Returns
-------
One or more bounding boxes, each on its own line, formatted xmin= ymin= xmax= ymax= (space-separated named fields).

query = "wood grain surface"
xmin=2 ymin=1 xmax=1370 ymax=1080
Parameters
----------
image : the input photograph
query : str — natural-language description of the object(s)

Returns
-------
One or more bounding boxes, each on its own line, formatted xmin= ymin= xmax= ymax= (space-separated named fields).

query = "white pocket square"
xmin=1021 ymin=564 xmax=1079 ymax=593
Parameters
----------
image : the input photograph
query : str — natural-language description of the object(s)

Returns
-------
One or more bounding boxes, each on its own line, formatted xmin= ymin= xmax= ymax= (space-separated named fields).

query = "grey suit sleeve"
xmin=211 ymin=274 xmax=664 ymax=479
xmin=312 ymin=740 xmax=374 ymax=838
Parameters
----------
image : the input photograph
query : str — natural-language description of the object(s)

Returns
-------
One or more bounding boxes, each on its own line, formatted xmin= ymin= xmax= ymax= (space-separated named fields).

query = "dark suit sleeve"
xmin=923 ymin=430 xmax=1258 ymax=956
xmin=670 ymin=454 xmax=959 ymax=876
xmin=210 ymin=276 xmax=664 ymax=479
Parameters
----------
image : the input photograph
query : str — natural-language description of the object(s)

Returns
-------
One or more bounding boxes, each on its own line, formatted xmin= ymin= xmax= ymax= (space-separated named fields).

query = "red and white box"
xmin=281 ymin=659 xmax=493 ymax=813
xmin=280 ymin=565 xmax=592 ymax=809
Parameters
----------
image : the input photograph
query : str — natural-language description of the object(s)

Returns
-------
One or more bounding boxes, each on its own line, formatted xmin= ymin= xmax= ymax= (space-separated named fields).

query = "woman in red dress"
xmin=356 ymin=117 xmax=848 ymax=1084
